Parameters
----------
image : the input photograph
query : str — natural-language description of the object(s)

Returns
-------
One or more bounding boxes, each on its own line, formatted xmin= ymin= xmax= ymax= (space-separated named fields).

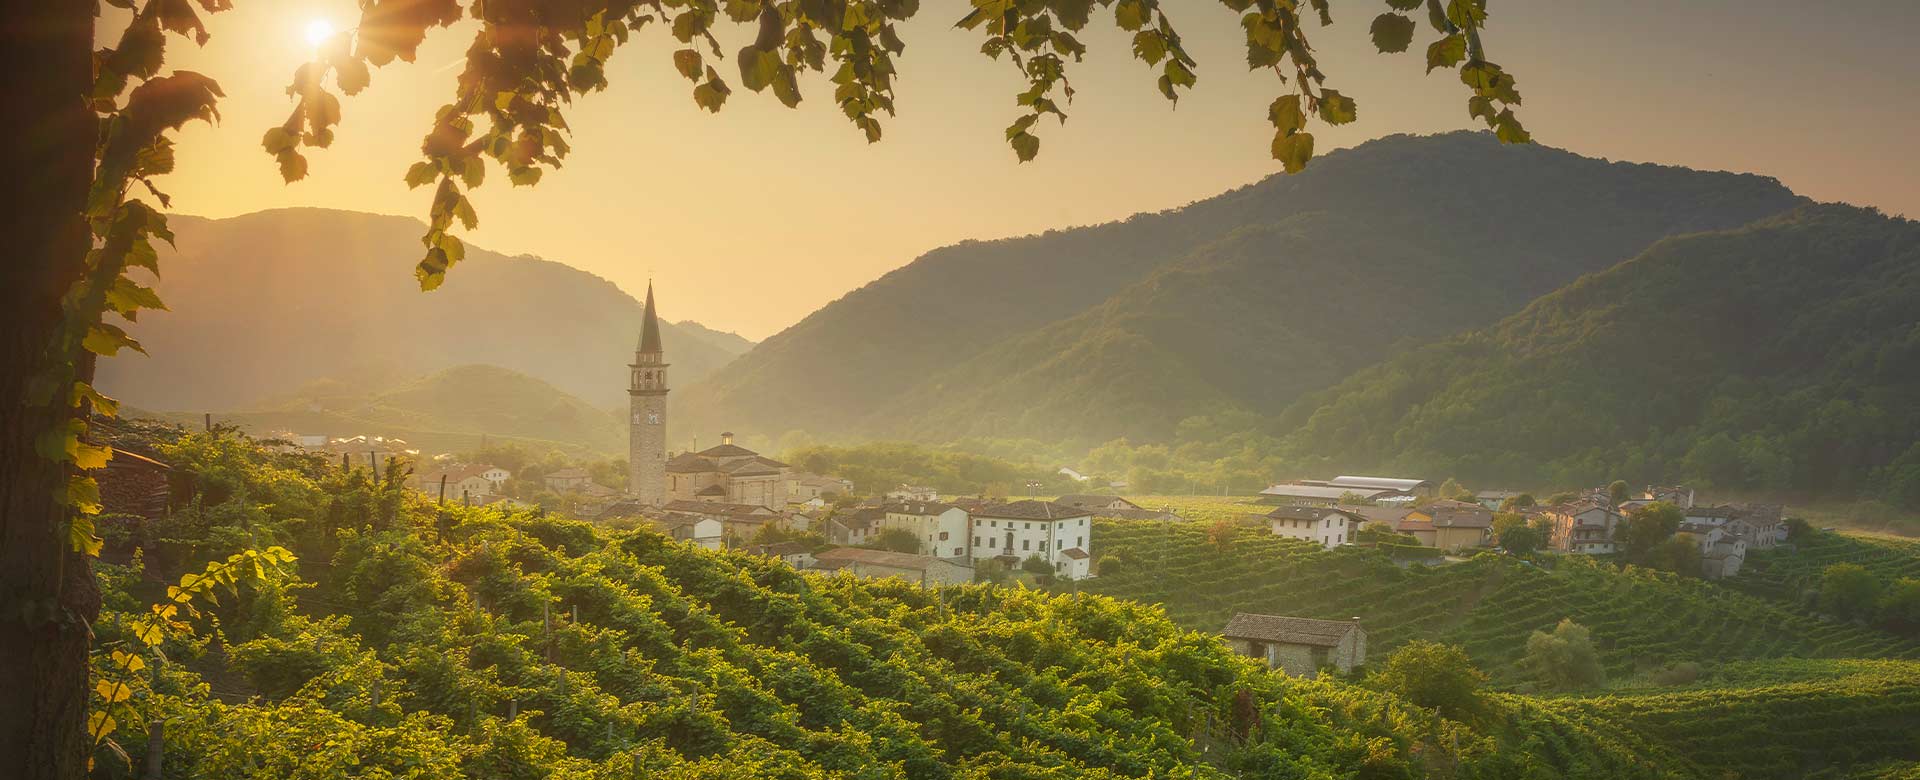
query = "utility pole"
xmin=438 ymin=474 xmax=448 ymax=505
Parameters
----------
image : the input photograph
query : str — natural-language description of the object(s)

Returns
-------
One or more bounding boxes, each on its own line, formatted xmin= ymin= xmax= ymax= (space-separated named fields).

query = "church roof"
xmin=638 ymin=282 xmax=663 ymax=354
xmin=665 ymin=453 xmax=719 ymax=473
xmin=696 ymin=443 xmax=759 ymax=458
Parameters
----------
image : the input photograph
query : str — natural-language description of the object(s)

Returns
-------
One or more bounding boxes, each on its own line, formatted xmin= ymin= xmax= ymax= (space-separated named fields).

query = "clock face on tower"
xmin=648 ymin=412 xmax=660 ymax=425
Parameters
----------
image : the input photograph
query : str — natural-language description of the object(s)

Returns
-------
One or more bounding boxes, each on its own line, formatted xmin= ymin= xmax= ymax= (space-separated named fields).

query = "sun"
xmin=303 ymin=18 xmax=337 ymax=48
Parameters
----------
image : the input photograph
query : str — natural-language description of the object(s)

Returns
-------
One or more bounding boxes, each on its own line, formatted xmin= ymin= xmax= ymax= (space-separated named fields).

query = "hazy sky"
xmin=151 ymin=1 xmax=1918 ymax=339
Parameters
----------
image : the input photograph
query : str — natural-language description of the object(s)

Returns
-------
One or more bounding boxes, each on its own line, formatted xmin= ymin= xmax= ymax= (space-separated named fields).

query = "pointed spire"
xmin=638 ymin=281 xmax=663 ymax=354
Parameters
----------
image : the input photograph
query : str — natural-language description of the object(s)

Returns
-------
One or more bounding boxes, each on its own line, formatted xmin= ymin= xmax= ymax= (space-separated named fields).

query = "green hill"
xmin=683 ymin=132 xmax=1804 ymax=443
xmin=1274 ymin=204 xmax=1920 ymax=502
xmin=95 ymin=207 xmax=743 ymax=412
xmin=164 ymin=363 xmax=627 ymax=457
xmin=1074 ymin=519 xmax=1919 ymax=684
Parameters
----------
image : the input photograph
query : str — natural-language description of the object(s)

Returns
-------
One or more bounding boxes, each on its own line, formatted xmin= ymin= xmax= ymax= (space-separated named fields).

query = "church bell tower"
xmin=629 ymin=283 xmax=668 ymax=504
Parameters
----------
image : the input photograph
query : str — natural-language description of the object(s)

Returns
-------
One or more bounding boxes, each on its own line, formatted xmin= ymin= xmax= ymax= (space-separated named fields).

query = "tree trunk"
xmin=0 ymin=2 xmax=103 ymax=780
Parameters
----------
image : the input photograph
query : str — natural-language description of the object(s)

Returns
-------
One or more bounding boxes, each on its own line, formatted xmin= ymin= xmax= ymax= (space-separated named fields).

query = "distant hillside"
xmin=95 ymin=208 xmax=741 ymax=411
xmin=672 ymin=319 xmax=756 ymax=357
xmin=682 ymin=132 xmax=1804 ymax=443
xmin=166 ymin=364 xmax=625 ymax=457
xmin=1275 ymin=205 xmax=1920 ymax=500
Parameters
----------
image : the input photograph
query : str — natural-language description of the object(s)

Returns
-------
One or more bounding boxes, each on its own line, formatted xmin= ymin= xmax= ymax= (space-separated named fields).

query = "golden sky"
xmin=148 ymin=0 xmax=1919 ymax=339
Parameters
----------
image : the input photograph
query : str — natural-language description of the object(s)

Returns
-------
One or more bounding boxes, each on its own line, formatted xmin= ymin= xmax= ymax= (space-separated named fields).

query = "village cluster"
xmin=255 ymin=286 xmax=1793 ymax=679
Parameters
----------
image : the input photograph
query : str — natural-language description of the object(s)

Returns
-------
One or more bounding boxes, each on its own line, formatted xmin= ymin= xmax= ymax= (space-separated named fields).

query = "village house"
xmin=969 ymin=500 xmax=1094 ymax=579
xmin=1544 ymin=501 xmax=1624 ymax=554
xmin=413 ymin=464 xmax=505 ymax=502
xmin=1676 ymin=521 xmax=1748 ymax=578
xmin=1407 ymin=500 xmax=1494 ymax=551
xmin=787 ymin=472 xmax=853 ymax=503
xmin=811 ymin=548 xmax=973 ymax=586
xmin=1683 ymin=503 xmax=1786 ymax=550
xmin=826 ymin=506 xmax=885 ymax=547
xmin=1641 ymin=485 xmax=1698 ymax=509
xmin=1221 ymin=613 xmax=1367 ymax=676
xmin=1057 ymin=467 xmax=1091 ymax=482
xmin=880 ymin=501 xmax=973 ymax=561
xmin=748 ymin=540 xmax=816 ymax=569
xmin=1053 ymin=494 xmax=1180 ymax=521
xmin=1472 ymin=490 xmax=1524 ymax=511
xmin=1054 ymin=494 xmax=1143 ymax=513
xmin=543 ymin=467 xmax=593 ymax=492
xmin=665 ymin=433 xmax=791 ymax=507
xmin=1261 ymin=505 xmax=1363 ymax=549
xmin=663 ymin=499 xmax=785 ymax=542
xmin=653 ymin=514 xmax=726 ymax=550
xmin=886 ymin=484 xmax=940 ymax=502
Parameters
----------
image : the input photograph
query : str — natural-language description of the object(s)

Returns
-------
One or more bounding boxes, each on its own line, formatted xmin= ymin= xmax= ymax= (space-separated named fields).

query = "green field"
xmin=1075 ymin=519 xmax=1920 ymax=685
xmin=1736 ymin=532 xmax=1920 ymax=604
xmin=1530 ymin=659 xmax=1920 ymax=779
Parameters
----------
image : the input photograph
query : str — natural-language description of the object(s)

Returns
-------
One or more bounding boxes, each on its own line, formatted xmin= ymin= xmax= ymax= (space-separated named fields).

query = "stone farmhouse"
xmin=1222 ymin=613 xmax=1367 ymax=676
xmin=970 ymin=500 xmax=1094 ymax=579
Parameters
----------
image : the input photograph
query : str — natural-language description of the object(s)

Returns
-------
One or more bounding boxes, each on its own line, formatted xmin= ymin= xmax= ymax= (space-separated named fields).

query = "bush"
xmin=1366 ymin=640 xmax=1486 ymax=719
xmin=1819 ymin=563 xmax=1882 ymax=618
xmin=1096 ymin=555 xmax=1125 ymax=576
xmin=1521 ymin=619 xmax=1606 ymax=691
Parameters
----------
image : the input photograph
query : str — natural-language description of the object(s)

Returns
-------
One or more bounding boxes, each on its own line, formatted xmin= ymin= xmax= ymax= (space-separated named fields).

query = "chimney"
xmin=722 ymin=432 xmax=734 ymax=446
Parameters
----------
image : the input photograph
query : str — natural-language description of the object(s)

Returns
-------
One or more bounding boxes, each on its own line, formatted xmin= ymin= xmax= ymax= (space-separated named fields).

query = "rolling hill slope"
xmin=95 ymin=207 xmax=742 ymax=412
xmin=159 ymin=364 xmax=627 ymax=457
xmin=1274 ymin=204 xmax=1920 ymax=498
xmin=683 ymin=132 xmax=1804 ymax=442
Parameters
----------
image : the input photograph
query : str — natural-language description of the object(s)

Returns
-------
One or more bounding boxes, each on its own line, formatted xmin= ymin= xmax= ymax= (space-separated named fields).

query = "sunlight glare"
xmin=303 ymin=18 xmax=336 ymax=48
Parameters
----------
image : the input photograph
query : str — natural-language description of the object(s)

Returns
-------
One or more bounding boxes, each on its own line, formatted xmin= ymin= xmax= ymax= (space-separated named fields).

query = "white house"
xmin=1262 ymin=505 xmax=1363 ymax=549
xmin=880 ymin=501 xmax=973 ymax=561
xmin=969 ymin=500 xmax=1093 ymax=579
xmin=652 ymin=514 xmax=725 ymax=550
xmin=414 ymin=464 xmax=500 ymax=502
xmin=477 ymin=465 xmax=511 ymax=489
xmin=1057 ymin=467 xmax=1091 ymax=482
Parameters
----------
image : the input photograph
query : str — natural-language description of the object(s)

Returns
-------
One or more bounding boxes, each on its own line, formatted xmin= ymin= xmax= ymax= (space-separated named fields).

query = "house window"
xmin=1075 ymin=536 xmax=1082 ymax=547
xmin=973 ymin=536 xmax=981 ymax=546
xmin=1022 ymin=540 xmax=1030 ymax=551
xmin=1056 ymin=539 xmax=1063 ymax=550
xmin=939 ymin=532 xmax=950 ymax=541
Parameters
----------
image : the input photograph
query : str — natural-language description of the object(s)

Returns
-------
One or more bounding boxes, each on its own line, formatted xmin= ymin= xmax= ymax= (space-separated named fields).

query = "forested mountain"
xmin=152 ymin=364 xmax=627 ymax=457
xmin=95 ymin=208 xmax=741 ymax=411
xmin=683 ymin=132 xmax=1804 ymax=442
xmin=1275 ymin=205 xmax=1920 ymax=499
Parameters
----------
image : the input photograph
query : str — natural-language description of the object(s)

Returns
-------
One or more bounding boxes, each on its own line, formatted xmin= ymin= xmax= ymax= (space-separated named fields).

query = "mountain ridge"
xmin=96 ymin=207 xmax=742 ymax=412
xmin=681 ymin=132 xmax=1806 ymax=443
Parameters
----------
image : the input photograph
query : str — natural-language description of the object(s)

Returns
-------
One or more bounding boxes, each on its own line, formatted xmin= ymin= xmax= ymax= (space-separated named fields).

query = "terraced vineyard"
xmin=1735 ymin=531 xmax=1920 ymax=604
xmin=1076 ymin=520 xmax=1920 ymax=683
xmin=1531 ymin=659 xmax=1920 ymax=779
